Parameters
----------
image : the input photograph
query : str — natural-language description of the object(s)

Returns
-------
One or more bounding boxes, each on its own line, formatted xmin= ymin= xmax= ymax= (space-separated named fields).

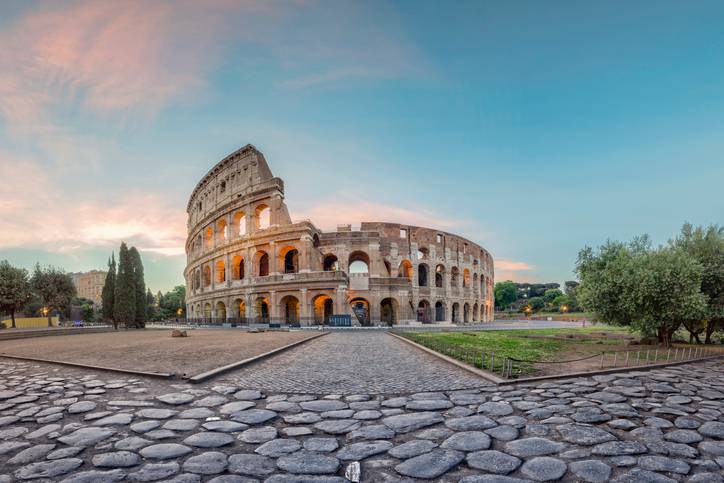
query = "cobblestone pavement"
xmin=2 ymin=357 xmax=724 ymax=482
xmin=218 ymin=332 xmax=489 ymax=394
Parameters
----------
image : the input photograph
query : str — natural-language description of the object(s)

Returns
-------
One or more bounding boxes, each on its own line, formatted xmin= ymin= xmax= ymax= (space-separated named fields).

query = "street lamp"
xmin=560 ymin=304 xmax=568 ymax=314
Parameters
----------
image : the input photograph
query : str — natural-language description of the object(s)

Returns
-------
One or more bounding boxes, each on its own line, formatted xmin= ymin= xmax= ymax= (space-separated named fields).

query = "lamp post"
xmin=560 ymin=304 xmax=568 ymax=314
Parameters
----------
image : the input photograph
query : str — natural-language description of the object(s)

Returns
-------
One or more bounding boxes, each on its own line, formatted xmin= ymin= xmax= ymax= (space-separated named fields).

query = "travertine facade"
xmin=69 ymin=270 xmax=107 ymax=306
xmin=184 ymin=145 xmax=494 ymax=325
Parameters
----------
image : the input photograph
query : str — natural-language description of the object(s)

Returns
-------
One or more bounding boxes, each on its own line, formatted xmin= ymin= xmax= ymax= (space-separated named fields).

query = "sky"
xmin=1 ymin=0 xmax=723 ymax=293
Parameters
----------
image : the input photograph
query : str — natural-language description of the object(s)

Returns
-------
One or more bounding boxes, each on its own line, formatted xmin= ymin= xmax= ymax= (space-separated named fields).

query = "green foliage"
xmin=543 ymin=288 xmax=563 ymax=303
xmin=101 ymin=254 xmax=116 ymax=322
xmin=113 ymin=242 xmax=136 ymax=327
xmin=129 ymin=247 xmax=146 ymax=328
xmin=672 ymin=223 xmax=724 ymax=342
xmin=30 ymin=264 xmax=76 ymax=327
xmin=551 ymin=293 xmax=572 ymax=310
xmin=576 ymin=234 xmax=707 ymax=345
xmin=158 ymin=285 xmax=186 ymax=319
xmin=494 ymin=281 xmax=517 ymax=310
xmin=146 ymin=289 xmax=157 ymax=320
xmin=527 ymin=296 xmax=545 ymax=311
xmin=80 ymin=303 xmax=95 ymax=324
xmin=0 ymin=260 xmax=32 ymax=328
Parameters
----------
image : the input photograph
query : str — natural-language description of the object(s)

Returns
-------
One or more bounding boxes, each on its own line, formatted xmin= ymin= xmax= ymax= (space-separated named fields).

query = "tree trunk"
xmin=10 ymin=310 xmax=16 ymax=329
xmin=47 ymin=313 xmax=52 ymax=327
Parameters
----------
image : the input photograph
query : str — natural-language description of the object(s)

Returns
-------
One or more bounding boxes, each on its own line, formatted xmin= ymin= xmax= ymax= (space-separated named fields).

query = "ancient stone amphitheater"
xmin=184 ymin=145 xmax=494 ymax=326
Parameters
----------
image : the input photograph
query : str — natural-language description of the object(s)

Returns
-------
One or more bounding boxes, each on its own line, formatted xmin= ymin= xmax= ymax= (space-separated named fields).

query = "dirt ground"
xmin=0 ymin=329 xmax=317 ymax=377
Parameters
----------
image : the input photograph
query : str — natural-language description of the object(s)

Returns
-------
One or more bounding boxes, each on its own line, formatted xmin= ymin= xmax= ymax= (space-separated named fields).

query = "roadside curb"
xmin=387 ymin=332 xmax=506 ymax=384
xmin=187 ymin=330 xmax=329 ymax=383
xmin=0 ymin=353 xmax=174 ymax=379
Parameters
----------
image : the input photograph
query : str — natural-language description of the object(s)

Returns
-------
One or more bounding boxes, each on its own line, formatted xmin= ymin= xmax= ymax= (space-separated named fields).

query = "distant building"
xmin=69 ymin=270 xmax=107 ymax=306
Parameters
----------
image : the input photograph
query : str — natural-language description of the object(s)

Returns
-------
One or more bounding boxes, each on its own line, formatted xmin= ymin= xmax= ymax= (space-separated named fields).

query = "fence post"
xmin=654 ymin=349 xmax=658 ymax=364
xmin=481 ymin=351 xmax=485 ymax=370
xmin=688 ymin=347 xmax=693 ymax=360
xmin=625 ymin=351 xmax=630 ymax=367
xmin=613 ymin=352 xmax=617 ymax=367
xmin=491 ymin=352 xmax=495 ymax=373
xmin=637 ymin=351 xmax=641 ymax=365
xmin=645 ymin=349 xmax=650 ymax=365
xmin=667 ymin=348 xmax=671 ymax=362
xmin=674 ymin=348 xmax=679 ymax=361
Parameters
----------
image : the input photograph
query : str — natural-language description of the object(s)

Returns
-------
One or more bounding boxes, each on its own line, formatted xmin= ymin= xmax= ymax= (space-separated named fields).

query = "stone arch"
xmin=203 ymin=265 xmax=211 ymax=287
xmin=193 ymin=269 xmax=201 ymax=291
xmin=204 ymin=226 xmax=213 ymax=250
xmin=216 ymin=301 xmax=226 ymax=321
xmin=349 ymin=251 xmax=370 ymax=274
xmin=279 ymin=246 xmax=300 ymax=274
xmin=323 ymin=254 xmax=339 ymax=271
xmin=216 ymin=218 xmax=228 ymax=243
xmin=350 ymin=297 xmax=370 ymax=326
xmin=232 ymin=298 xmax=245 ymax=321
xmin=380 ymin=298 xmax=398 ymax=326
xmin=418 ymin=263 xmax=429 ymax=287
xmin=398 ymin=259 xmax=413 ymax=281
xmin=452 ymin=302 xmax=460 ymax=323
xmin=231 ymin=255 xmax=245 ymax=280
xmin=312 ymin=234 xmax=320 ymax=248
xmin=451 ymin=267 xmax=460 ymax=287
xmin=473 ymin=303 xmax=479 ymax=322
xmin=255 ymin=250 xmax=270 ymax=277
xmin=435 ymin=300 xmax=446 ymax=322
xmin=215 ymin=259 xmax=226 ymax=283
xmin=312 ymin=294 xmax=334 ymax=325
xmin=464 ymin=303 xmax=470 ymax=323
xmin=203 ymin=302 xmax=212 ymax=321
xmin=280 ymin=295 xmax=300 ymax=324
xmin=233 ymin=211 xmax=246 ymax=237
xmin=435 ymin=264 xmax=445 ymax=288
xmin=416 ymin=247 xmax=429 ymax=260
xmin=255 ymin=296 xmax=270 ymax=321
xmin=417 ymin=299 xmax=432 ymax=323
xmin=255 ymin=204 xmax=270 ymax=230
xmin=383 ymin=260 xmax=392 ymax=276
xmin=463 ymin=268 xmax=471 ymax=288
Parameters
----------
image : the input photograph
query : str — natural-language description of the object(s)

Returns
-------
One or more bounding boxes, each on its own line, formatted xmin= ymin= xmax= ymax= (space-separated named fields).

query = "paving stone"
xmin=25 ymin=423 xmax=61 ymax=438
xmin=67 ymin=401 xmax=97 ymax=414
xmin=137 ymin=408 xmax=178 ymax=419
xmin=477 ymin=402 xmax=514 ymax=416
xmin=441 ymin=431 xmax=491 ymax=451
xmin=394 ymin=448 xmax=464 ymax=479
xmin=313 ymin=419 xmax=361 ymax=434
xmin=58 ymin=469 xmax=126 ymax=482
xmin=276 ymin=451 xmax=341 ymax=474
xmin=163 ymin=419 xmax=200 ymax=431
xmin=300 ymin=399 xmax=348 ymax=412
xmin=231 ymin=409 xmax=277 ymax=424
xmin=157 ymin=393 xmax=195 ymax=405
xmin=239 ymin=426 xmax=277 ymax=443
xmin=699 ymin=421 xmax=724 ymax=439
xmin=638 ymin=455 xmax=690 ymax=474
xmin=445 ymin=415 xmax=497 ymax=431
xmin=47 ymin=446 xmax=84 ymax=459
xmin=383 ymin=411 xmax=444 ymax=433
xmin=233 ymin=390 xmax=263 ymax=400
xmin=592 ymin=441 xmax=648 ymax=456
xmin=192 ymin=395 xmax=228 ymax=407
xmin=58 ymin=427 xmax=115 ymax=447
xmin=556 ymin=423 xmax=617 ymax=445
xmin=458 ymin=476 xmax=530 ymax=483
xmin=388 ymin=439 xmax=437 ymax=459
xmin=664 ymin=428 xmax=703 ymax=444
xmin=115 ymin=436 xmax=152 ymax=451
xmin=14 ymin=458 xmax=83 ymax=480
xmin=184 ymin=431 xmax=235 ymax=448
xmin=405 ymin=399 xmax=453 ymax=411
xmin=256 ymin=438 xmax=303 ymax=457
xmin=140 ymin=443 xmax=193 ymax=459
xmin=183 ymin=451 xmax=228 ymax=474
xmin=128 ymin=462 xmax=180 ymax=481
xmin=281 ymin=426 xmax=313 ymax=437
xmin=347 ymin=423 xmax=395 ymax=440
xmin=283 ymin=412 xmax=321 ymax=424
xmin=569 ymin=459 xmax=612 ymax=482
xmin=612 ymin=468 xmax=677 ymax=482
xmin=337 ymin=440 xmax=393 ymax=460
xmin=8 ymin=444 xmax=56 ymax=464
xmin=466 ymin=450 xmax=522 ymax=474
xmin=520 ymin=456 xmax=567 ymax=481
xmin=92 ymin=450 xmax=141 ymax=467
xmin=219 ymin=401 xmax=256 ymax=414
xmin=505 ymin=437 xmax=566 ymax=457
xmin=228 ymin=454 xmax=276 ymax=476
xmin=264 ymin=476 xmax=344 ymax=483
xmin=304 ymin=437 xmax=339 ymax=452
xmin=91 ymin=413 xmax=134 ymax=426
xmin=485 ymin=424 xmax=519 ymax=441
xmin=608 ymin=419 xmax=639 ymax=430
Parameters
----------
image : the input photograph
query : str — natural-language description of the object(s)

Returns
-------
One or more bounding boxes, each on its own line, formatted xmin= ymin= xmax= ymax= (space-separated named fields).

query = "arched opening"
xmin=435 ymin=301 xmax=445 ymax=322
xmin=348 ymin=251 xmax=370 ymax=274
xmin=280 ymin=295 xmax=300 ymax=324
xmin=215 ymin=301 xmax=226 ymax=321
xmin=323 ymin=254 xmax=339 ymax=271
xmin=383 ymin=260 xmax=392 ymax=276
xmin=233 ymin=212 xmax=246 ymax=237
xmin=473 ymin=303 xmax=479 ymax=322
xmin=452 ymin=302 xmax=460 ymax=323
xmin=255 ymin=297 xmax=269 ymax=322
xmin=232 ymin=255 xmax=245 ymax=280
xmin=435 ymin=264 xmax=445 ymax=288
xmin=464 ymin=303 xmax=470 ymax=323
xmin=451 ymin=267 xmax=460 ymax=287
xmin=256 ymin=204 xmax=270 ymax=230
xmin=380 ymin=298 xmax=397 ymax=326
xmin=473 ymin=273 xmax=479 ymax=293
xmin=256 ymin=251 xmax=270 ymax=277
xmin=203 ymin=303 xmax=212 ymax=321
xmin=398 ymin=260 xmax=413 ymax=281
xmin=281 ymin=247 xmax=299 ymax=274
xmin=203 ymin=265 xmax=211 ymax=287
xmin=215 ymin=259 xmax=226 ymax=283
xmin=416 ymin=247 xmax=429 ymax=260
xmin=417 ymin=300 xmax=431 ymax=323
xmin=193 ymin=270 xmax=201 ymax=292
xmin=195 ymin=304 xmax=201 ymax=321
xmin=463 ymin=269 xmax=471 ymax=288
xmin=313 ymin=295 xmax=334 ymax=325
xmin=312 ymin=234 xmax=320 ymax=248
xmin=217 ymin=218 xmax=228 ymax=243
xmin=204 ymin=227 xmax=214 ymax=250
xmin=350 ymin=297 xmax=370 ymax=326
xmin=233 ymin=298 xmax=245 ymax=321
xmin=418 ymin=263 xmax=429 ymax=287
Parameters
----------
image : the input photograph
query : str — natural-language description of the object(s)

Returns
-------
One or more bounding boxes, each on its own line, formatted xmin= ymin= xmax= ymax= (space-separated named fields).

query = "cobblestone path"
xmin=218 ymin=332 xmax=489 ymax=394
xmin=2 ymin=356 xmax=724 ymax=482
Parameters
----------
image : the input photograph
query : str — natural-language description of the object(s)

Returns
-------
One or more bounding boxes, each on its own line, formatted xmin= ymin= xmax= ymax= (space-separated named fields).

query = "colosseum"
xmin=184 ymin=145 xmax=494 ymax=326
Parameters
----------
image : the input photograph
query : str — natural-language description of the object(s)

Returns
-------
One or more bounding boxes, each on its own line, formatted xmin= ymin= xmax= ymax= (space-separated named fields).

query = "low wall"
xmin=1 ymin=317 xmax=60 ymax=329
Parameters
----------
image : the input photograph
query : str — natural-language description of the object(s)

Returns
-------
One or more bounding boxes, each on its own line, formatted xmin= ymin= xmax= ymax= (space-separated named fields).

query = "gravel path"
xmin=218 ymin=332 xmax=489 ymax=394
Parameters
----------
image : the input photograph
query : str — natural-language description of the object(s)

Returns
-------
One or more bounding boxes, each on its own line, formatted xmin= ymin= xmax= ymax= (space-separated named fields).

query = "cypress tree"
xmin=101 ymin=253 xmax=116 ymax=326
xmin=129 ymin=246 xmax=147 ymax=328
xmin=113 ymin=242 xmax=135 ymax=327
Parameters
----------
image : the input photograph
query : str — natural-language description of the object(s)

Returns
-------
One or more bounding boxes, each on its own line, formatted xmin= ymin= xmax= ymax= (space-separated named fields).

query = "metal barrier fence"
xmin=396 ymin=331 xmax=724 ymax=379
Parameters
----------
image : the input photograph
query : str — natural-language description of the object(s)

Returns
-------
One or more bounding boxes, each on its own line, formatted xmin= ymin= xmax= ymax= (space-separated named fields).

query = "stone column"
xmin=270 ymin=241 xmax=278 ymax=275
xmin=300 ymin=288 xmax=309 ymax=324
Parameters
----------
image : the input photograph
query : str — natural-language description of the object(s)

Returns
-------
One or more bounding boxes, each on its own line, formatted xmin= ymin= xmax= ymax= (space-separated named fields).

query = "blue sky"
xmin=0 ymin=0 xmax=722 ymax=292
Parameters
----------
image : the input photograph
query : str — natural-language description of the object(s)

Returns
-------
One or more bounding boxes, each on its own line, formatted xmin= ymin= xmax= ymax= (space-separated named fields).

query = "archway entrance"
xmin=280 ymin=295 xmax=300 ymax=324
xmin=255 ymin=297 xmax=269 ymax=322
xmin=380 ymin=298 xmax=397 ymax=326
xmin=417 ymin=300 xmax=431 ymax=323
xmin=313 ymin=295 xmax=334 ymax=325
xmin=435 ymin=301 xmax=445 ymax=322
xmin=350 ymin=298 xmax=370 ymax=326
xmin=464 ymin=303 xmax=470 ymax=323
xmin=452 ymin=303 xmax=460 ymax=323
